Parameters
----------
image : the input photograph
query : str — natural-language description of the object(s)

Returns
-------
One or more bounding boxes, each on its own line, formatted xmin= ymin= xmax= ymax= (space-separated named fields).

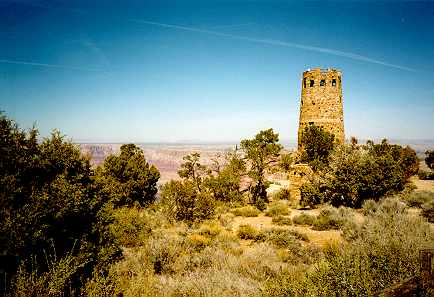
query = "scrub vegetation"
xmin=1 ymin=114 xmax=433 ymax=296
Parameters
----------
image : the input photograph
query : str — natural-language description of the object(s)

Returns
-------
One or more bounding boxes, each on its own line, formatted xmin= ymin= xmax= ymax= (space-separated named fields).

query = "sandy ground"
xmin=411 ymin=176 xmax=434 ymax=192
xmin=231 ymin=209 xmax=343 ymax=248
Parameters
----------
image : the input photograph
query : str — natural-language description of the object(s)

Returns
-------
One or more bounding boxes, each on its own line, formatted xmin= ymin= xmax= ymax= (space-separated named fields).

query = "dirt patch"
xmin=231 ymin=210 xmax=343 ymax=248
xmin=411 ymin=176 xmax=434 ymax=192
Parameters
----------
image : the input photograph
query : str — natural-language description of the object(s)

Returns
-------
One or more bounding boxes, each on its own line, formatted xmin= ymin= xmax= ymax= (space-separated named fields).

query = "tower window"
xmin=310 ymin=80 xmax=314 ymax=87
xmin=320 ymin=79 xmax=326 ymax=86
xmin=303 ymin=78 xmax=306 ymax=88
xmin=309 ymin=122 xmax=314 ymax=125
xmin=332 ymin=79 xmax=336 ymax=86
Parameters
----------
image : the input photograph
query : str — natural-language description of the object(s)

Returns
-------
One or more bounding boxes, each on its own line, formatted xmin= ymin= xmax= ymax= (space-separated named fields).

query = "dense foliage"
xmin=240 ymin=128 xmax=282 ymax=209
xmin=160 ymin=150 xmax=246 ymax=222
xmin=278 ymin=153 xmax=293 ymax=172
xmin=299 ymin=125 xmax=335 ymax=170
xmin=301 ymin=140 xmax=419 ymax=208
xmin=425 ymin=150 xmax=434 ymax=169
xmin=0 ymin=114 xmax=121 ymax=295
xmin=204 ymin=150 xmax=246 ymax=203
xmin=98 ymin=143 xmax=160 ymax=207
xmin=160 ymin=179 xmax=215 ymax=222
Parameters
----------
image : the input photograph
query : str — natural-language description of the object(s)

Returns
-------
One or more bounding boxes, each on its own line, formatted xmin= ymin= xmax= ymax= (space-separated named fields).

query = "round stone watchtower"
xmin=297 ymin=68 xmax=344 ymax=147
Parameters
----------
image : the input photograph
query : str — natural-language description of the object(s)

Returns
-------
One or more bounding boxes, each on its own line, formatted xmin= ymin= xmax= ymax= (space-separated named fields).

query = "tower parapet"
xmin=298 ymin=68 xmax=344 ymax=147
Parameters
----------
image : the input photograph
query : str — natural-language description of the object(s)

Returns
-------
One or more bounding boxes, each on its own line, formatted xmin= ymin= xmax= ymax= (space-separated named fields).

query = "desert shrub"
xmin=231 ymin=205 xmax=261 ymax=217
xmin=361 ymin=199 xmax=378 ymax=215
xmin=0 ymin=114 xmax=120 ymax=294
xmin=299 ymin=176 xmax=326 ymax=207
xmin=160 ymin=180 xmax=215 ymax=222
xmin=277 ymin=244 xmax=321 ymax=266
xmin=418 ymin=169 xmax=434 ymax=180
xmin=98 ymin=143 xmax=160 ymax=207
xmin=237 ymin=224 xmax=260 ymax=240
xmin=272 ymin=187 xmax=291 ymax=200
xmin=198 ymin=221 xmax=222 ymax=238
xmin=292 ymin=212 xmax=316 ymax=226
xmin=187 ymin=234 xmax=212 ymax=250
xmin=312 ymin=206 xmax=353 ymax=231
xmin=272 ymin=215 xmax=292 ymax=226
xmin=301 ymin=141 xmax=419 ymax=208
xmin=109 ymin=207 xmax=169 ymax=247
xmin=8 ymin=250 xmax=82 ymax=297
xmin=293 ymin=198 xmax=434 ymax=296
xmin=421 ymin=200 xmax=434 ymax=223
xmin=376 ymin=197 xmax=407 ymax=214
xmin=404 ymin=190 xmax=434 ymax=207
xmin=218 ymin=212 xmax=235 ymax=228
xmin=265 ymin=201 xmax=291 ymax=217
xmin=213 ymin=231 xmax=241 ymax=255
xmin=82 ymin=269 xmax=119 ymax=297
xmin=259 ymin=228 xmax=308 ymax=248
xmin=145 ymin=233 xmax=187 ymax=275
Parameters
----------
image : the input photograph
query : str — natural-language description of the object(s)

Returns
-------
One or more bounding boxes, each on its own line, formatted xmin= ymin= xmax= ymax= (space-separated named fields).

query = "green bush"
xmin=301 ymin=141 xmax=419 ymax=208
xmin=300 ymin=177 xmax=326 ymax=207
xmin=109 ymin=207 xmax=168 ymax=247
xmin=292 ymin=212 xmax=316 ymax=226
xmin=271 ymin=215 xmax=292 ymax=226
xmin=312 ymin=207 xmax=353 ymax=231
xmin=0 ymin=114 xmax=120 ymax=293
xmin=97 ymin=143 xmax=160 ymax=207
xmin=160 ymin=180 xmax=215 ymax=223
xmin=237 ymin=224 xmax=260 ymax=240
xmin=231 ymin=205 xmax=261 ymax=217
xmin=265 ymin=201 xmax=291 ymax=217
xmin=272 ymin=188 xmax=291 ymax=200
xmin=299 ymin=124 xmax=335 ymax=171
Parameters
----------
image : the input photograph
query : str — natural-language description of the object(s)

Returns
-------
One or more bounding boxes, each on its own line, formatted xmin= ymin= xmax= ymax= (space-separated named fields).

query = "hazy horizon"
xmin=1 ymin=0 xmax=434 ymax=142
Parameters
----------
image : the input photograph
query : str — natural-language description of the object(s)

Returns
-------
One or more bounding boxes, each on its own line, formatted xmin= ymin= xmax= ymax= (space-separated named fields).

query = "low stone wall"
xmin=287 ymin=163 xmax=313 ymax=202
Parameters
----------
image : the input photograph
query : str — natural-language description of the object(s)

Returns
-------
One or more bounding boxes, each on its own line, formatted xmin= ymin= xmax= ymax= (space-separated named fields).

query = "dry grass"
xmin=265 ymin=200 xmax=291 ymax=217
xmin=82 ymin=190 xmax=434 ymax=297
xmin=231 ymin=206 xmax=261 ymax=217
xmin=411 ymin=176 xmax=434 ymax=192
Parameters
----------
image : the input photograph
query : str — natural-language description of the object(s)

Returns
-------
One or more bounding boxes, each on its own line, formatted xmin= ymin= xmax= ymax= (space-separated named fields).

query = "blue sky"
xmin=1 ymin=0 xmax=433 ymax=142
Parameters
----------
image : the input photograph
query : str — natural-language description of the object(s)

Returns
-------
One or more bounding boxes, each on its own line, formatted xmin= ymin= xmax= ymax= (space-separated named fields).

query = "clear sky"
xmin=1 ymin=0 xmax=433 ymax=143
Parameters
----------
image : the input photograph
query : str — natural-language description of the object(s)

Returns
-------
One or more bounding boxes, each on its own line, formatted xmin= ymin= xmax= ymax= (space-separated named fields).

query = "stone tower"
xmin=298 ymin=68 xmax=344 ymax=147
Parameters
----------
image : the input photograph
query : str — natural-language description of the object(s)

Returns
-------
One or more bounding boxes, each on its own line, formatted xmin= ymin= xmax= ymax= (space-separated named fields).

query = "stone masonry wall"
xmin=298 ymin=68 xmax=345 ymax=146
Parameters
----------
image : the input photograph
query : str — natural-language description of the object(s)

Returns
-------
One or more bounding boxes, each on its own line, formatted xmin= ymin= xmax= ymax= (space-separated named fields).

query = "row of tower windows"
xmin=303 ymin=78 xmax=338 ymax=88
